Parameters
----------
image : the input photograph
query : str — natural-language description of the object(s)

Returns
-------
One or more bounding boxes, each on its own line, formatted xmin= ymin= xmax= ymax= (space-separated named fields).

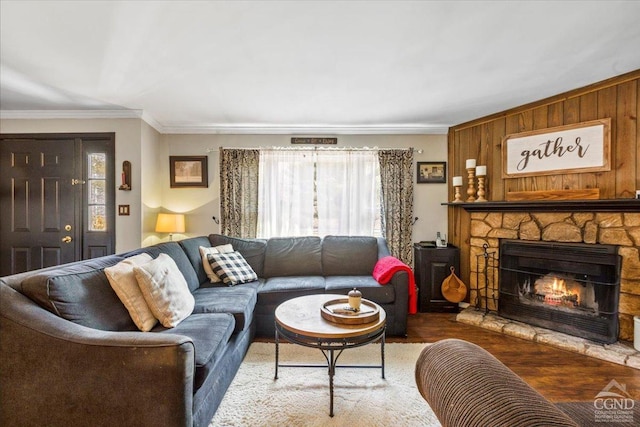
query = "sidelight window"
xmin=87 ymin=153 xmax=107 ymax=231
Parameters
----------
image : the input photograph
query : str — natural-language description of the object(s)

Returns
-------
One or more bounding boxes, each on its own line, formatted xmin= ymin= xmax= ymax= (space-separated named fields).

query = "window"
xmin=87 ymin=152 xmax=107 ymax=231
xmin=257 ymin=149 xmax=382 ymax=238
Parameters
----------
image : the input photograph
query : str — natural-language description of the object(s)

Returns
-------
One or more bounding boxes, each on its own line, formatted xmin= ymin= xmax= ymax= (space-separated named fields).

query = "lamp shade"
xmin=155 ymin=213 xmax=185 ymax=233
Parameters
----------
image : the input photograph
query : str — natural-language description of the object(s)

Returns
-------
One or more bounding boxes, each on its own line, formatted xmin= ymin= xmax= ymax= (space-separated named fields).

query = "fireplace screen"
xmin=499 ymin=240 xmax=621 ymax=344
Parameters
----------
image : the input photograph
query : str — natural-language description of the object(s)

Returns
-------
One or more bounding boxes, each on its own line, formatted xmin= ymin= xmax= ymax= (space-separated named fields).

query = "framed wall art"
xmin=170 ymin=156 xmax=208 ymax=188
xmin=502 ymin=118 xmax=611 ymax=178
xmin=417 ymin=161 xmax=446 ymax=184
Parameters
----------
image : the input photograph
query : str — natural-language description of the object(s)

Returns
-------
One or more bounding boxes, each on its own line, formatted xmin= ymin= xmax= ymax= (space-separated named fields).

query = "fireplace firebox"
xmin=499 ymin=240 xmax=621 ymax=344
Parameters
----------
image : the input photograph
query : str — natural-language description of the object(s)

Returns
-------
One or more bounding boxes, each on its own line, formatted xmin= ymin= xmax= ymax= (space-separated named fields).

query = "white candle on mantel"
xmin=452 ymin=176 xmax=463 ymax=186
xmin=476 ymin=165 xmax=487 ymax=176
xmin=466 ymin=159 xmax=476 ymax=169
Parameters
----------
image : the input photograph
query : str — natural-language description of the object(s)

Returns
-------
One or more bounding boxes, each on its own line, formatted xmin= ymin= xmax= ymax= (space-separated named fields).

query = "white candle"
xmin=466 ymin=159 xmax=476 ymax=169
xmin=476 ymin=165 xmax=487 ymax=176
xmin=452 ymin=176 xmax=463 ymax=186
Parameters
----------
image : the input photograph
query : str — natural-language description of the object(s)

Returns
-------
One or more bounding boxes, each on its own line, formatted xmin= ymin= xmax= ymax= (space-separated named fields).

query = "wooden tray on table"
xmin=320 ymin=298 xmax=380 ymax=325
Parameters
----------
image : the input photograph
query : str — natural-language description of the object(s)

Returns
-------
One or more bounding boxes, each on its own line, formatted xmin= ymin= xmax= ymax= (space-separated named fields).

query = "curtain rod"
xmin=209 ymin=146 xmax=421 ymax=153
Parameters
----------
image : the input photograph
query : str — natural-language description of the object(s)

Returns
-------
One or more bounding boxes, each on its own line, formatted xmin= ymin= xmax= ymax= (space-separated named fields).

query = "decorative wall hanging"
xmin=119 ymin=160 xmax=131 ymax=190
xmin=170 ymin=156 xmax=208 ymax=188
xmin=291 ymin=137 xmax=338 ymax=145
xmin=417 ymin=161 xmax=446 ymax=184
xmin=501 ymin=118 xmax=611 ymax=178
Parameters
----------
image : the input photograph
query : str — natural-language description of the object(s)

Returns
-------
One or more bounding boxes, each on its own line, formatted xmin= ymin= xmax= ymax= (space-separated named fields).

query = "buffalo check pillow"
xmin=199 ymin=244 xmax=234 ymax=283
xmin=207 ymin=251 xmax=258 ymax=286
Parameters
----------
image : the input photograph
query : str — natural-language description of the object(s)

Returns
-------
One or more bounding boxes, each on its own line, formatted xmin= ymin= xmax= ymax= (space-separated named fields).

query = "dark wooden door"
xmin=0 ymin=133 xmax=115 ymax=276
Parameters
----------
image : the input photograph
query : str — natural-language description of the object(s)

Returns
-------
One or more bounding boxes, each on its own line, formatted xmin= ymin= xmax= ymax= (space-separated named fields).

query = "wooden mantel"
xmin=442 ymin=199 xmax=640 ymax=213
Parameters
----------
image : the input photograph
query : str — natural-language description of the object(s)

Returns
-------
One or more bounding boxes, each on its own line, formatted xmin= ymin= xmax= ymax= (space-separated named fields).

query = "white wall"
xmin=140 ymin=121 xmax=165 ymax=247
xmin=0 ymin=118 xmax=143 ymax=253
xmin=0 ymin=118 xmax=449 ymax=250
xmin=163 ymin=133 xmax=449 ymax=245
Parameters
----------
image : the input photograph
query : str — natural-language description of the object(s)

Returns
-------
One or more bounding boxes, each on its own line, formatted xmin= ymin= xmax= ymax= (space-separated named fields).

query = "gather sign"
xmin=502 ymin=118 xmax=611 ymax=178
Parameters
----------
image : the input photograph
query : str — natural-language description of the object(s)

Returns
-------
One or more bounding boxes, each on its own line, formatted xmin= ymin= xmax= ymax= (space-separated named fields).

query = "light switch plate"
xmin=118 ymin=205 xmax=130 ymax=215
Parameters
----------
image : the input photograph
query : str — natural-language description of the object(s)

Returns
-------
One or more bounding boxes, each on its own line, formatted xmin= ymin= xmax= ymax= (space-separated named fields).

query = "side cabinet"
xmin=413 ymin=243 xmax=460 ymax=313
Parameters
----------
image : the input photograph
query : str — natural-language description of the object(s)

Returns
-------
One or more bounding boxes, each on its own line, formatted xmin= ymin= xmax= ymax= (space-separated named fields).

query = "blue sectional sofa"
xmin=0 ymin=234 xmax=409 ymax=427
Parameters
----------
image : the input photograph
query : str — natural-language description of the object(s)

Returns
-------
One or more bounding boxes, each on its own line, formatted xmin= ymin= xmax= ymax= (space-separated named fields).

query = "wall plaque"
xmin=502 ymin=118 xmax=611 ymax=178
xmin=291 ymin=137 xmax=337 ymax=145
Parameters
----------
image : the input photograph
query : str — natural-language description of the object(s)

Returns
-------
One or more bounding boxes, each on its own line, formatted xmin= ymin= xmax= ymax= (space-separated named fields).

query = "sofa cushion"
xmin=207 ymin=251 xmax=258 ymax=286
xmin=192 ymin=284 xmax=258 ymax=333
xmin=153 ymin=312 xmax=235 ymax=391
xmin=257 ymin=276 xmax=326 ymax=307
xmin=324 ymin=276 xmax=395 ymax=304
xmin=104 ymin=253 xmax=158 ymax=331
xmin=134 ymin=253 xmax=195 ymax=328
xmin=20 ymin=255 xmax=138 ymax=331
xmin=263 ymin=236 xmax=323 ymax=277
xmin=126 ymin=241 xmax=201 ymax=293
xmin=209 ymin=234 xmax=267 ymax=278
xmin=178 ymin=236 xmax=216 ymax=285
xmin=322 ymin=235 xmax=379 ymax=276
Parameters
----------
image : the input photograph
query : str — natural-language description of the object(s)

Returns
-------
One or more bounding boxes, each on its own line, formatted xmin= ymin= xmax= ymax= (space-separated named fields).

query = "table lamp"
xmin=155 ymin=213 xmax=185 ymax=241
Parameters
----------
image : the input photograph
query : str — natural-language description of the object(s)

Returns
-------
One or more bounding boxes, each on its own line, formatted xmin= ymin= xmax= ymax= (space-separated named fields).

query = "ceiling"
xmin=1 ymin=1 xmax=640 ymax=135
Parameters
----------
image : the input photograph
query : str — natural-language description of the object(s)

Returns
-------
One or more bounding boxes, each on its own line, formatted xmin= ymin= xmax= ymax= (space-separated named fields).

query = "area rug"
xmin=210 ymin=342 xmax=441 ymax=426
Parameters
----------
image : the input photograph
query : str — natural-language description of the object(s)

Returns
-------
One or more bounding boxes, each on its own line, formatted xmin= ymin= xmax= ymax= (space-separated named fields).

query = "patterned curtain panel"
xmin=378 ymin=149 xmax=414 ymax=266
xmin=219 ymin=148 xmax=260 ymax=237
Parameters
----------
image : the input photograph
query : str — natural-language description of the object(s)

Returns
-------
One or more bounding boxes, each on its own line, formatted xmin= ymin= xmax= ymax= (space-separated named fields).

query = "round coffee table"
xmin=274 ymin=294 xmax=386 ymax=417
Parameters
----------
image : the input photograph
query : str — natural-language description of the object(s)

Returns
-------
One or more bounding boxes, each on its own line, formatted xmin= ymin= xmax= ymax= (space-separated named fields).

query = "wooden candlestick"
xmin=476 ymin=176 xmax=487 ymax=202
xmin=466 ymin=168 xmax=476 ymax=202
xmin=452 ymin=186 xmax=462 ymax=203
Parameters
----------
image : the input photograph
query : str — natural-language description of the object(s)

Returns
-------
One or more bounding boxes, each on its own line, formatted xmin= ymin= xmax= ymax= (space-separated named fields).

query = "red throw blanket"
xmin=372 ymin=256 xmax=418 ymax=314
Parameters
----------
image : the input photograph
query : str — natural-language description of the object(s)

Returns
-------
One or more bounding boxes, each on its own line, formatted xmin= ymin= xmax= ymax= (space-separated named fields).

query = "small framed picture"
xmin=170 ymin=156 xmax=208 ymax=188
xmin=417 ymin=161 xmax=446 ymax=184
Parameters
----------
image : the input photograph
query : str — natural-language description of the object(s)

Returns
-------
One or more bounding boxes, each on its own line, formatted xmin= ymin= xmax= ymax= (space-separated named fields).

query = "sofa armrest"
xmin=0 ymin=284 xmax=195 ymax=427
xmin=415 ymin=339 xmax=578 ymax=427
xmin=386 ymin=269 xmax=409 ymax=335
xmin=374 ymin=237 xmax=410 ymax=335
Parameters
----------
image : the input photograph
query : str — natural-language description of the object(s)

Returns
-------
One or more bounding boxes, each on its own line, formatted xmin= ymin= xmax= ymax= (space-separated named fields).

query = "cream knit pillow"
xmin=105 ymin=253 xmax=158 ymax=332
xmin=134 ymin=253 xmax=195 ymax=328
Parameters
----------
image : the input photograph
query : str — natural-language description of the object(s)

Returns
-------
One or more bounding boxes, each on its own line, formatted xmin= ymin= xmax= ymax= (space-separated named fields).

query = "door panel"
xmin=12 ymin=177 xmax=29 ymax=231
xmin=0 ymin=138 xmax=77 ymax=275
xmin=0 ymin=133 xmax=115 ymax=276
xmin=82 ymin=138 xmax=115 ymax=259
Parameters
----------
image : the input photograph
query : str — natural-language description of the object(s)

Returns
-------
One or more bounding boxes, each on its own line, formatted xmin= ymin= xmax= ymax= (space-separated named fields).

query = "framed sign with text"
xmin=501 ymin=118 xmax=611 ymax=178
xmin=291 ymin=137 xmax=337 ymax=145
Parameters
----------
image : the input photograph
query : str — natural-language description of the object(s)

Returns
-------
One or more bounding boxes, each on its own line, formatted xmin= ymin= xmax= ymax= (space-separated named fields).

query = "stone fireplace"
xmin=498 ymin=239 xmax=621 ymax=343
xmin=469 ymin=210 xmax=640 ymax=342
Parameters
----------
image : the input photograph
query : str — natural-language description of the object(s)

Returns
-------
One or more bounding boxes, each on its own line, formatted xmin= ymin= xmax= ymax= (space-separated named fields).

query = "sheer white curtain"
xmin=316 ymin=150 xmax=382 ymax=236
xmin=257 ymin=150 xmax=315 ymax=237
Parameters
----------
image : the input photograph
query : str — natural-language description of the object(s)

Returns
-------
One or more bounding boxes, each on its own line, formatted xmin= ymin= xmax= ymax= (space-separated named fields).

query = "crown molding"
xmin=159 ymin=124 xmax=449 ymax=135
xmin=139 ymin=111 xmax=164 ymax=133
xmin=0 ymin=109 xmax=144 ymax=120
xmin=0 ymin=110 xmax=449 ymax=135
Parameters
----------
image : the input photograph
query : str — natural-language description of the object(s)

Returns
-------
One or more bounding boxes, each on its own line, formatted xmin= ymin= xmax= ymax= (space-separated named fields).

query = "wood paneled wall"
xmin=447 ymin=69 xmax=640 ymax=285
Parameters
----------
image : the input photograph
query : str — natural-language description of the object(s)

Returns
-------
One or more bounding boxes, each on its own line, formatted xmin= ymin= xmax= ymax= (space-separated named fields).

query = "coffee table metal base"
xmin=274 ymin=322 xmax=386 ymax=417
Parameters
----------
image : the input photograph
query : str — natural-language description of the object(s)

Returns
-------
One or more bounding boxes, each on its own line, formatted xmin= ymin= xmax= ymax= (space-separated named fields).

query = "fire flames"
xmin=534 ymin=274 xmax=580 ymax=308
xmin=543 ymin=278 xmax=574 ymax=306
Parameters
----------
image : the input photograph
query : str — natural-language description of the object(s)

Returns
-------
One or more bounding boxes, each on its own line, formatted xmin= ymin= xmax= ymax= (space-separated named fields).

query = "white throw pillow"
xmin=104 ymin=253 xmax=158 ymax=332
xmin=207 ymin=251 xmax=258 ymax=286
xmin=199 ymin=244 xmax=234 ymax=283
xmin=133 ymin=253 xmax=195 ymax=328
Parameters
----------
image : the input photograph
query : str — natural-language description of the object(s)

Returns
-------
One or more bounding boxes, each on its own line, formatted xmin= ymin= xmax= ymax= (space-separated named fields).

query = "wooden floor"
xmin=389 ymin=312 xmax=640 ymax=401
